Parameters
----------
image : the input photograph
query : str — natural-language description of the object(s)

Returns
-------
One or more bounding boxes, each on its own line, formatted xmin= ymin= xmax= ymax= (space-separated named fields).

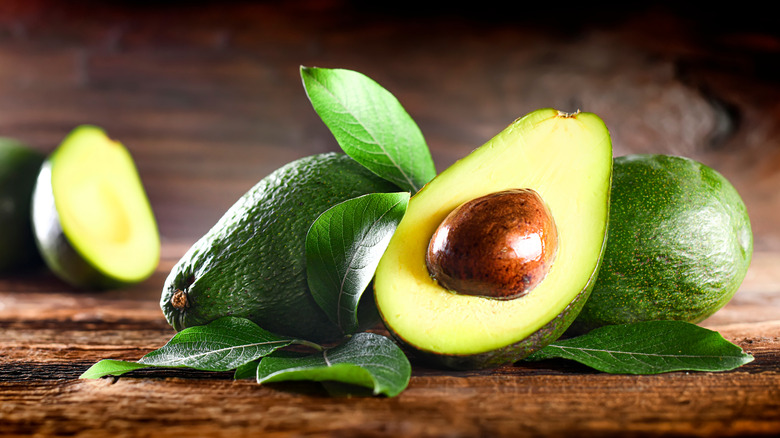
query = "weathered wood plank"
xmin=1 ymin=253 xmax=778 ymax=437
xmin=2 ymin=363 xmax=779 ymax=437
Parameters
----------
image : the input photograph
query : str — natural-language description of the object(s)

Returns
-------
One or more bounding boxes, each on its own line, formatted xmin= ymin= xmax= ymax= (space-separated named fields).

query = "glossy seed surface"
xmin=426 ymin=188 xmax=558 ymax=300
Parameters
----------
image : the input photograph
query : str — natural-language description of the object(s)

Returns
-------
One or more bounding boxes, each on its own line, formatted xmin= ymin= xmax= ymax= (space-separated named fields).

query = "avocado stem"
xmin=557 ymin=109 xmax=581 ymax=118
xmin=171 ymin=289 xmax=189 ymax=310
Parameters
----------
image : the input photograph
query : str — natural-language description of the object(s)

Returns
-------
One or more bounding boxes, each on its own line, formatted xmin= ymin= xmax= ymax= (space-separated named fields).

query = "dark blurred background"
xmin=2 ymin=0 xmax=779 ymax=253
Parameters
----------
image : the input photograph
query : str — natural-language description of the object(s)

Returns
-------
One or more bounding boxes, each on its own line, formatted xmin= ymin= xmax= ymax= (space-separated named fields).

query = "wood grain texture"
xmin=2 ymin=1 xmax=779 ymax=436
xmin=1 ymin=252 xmax=778 ymax=437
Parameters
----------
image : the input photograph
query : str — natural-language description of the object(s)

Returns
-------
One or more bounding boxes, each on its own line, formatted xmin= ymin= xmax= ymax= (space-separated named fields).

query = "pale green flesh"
xmin=51 ymin=126 xmax=159 ymax=283
xmin=375 ymin=109 xmax=612 ymax=355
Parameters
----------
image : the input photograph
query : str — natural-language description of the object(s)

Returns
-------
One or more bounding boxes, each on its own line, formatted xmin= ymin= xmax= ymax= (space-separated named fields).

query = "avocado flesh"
xmin=31 ymin=126 xmax=160 ymax=288
xmin=571 ymin=154 xmax=753 ymax=333
xmin=0 ymin=139 xmax=45 ymax=271
xmin=374 ymin=108 xmax=612 ymax=368
xmin=160 ymin=152 xmax=399 ymax=342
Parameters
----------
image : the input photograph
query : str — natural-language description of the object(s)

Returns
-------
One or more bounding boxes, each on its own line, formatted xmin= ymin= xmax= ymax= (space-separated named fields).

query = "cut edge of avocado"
xmin=374 ymin=108 xmax=613 ymax=369
xmin=32 ymin=125 xmax=160 ymax=289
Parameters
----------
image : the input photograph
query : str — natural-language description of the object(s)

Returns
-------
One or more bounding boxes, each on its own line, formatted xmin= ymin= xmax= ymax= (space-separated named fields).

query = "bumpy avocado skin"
xmin=0 ymin=139 xmax=45 ymax=272
xmin=571 ymin=154 xmax=753 ymax=333
xmin=161 ymin=152 xmax=399 ymax=342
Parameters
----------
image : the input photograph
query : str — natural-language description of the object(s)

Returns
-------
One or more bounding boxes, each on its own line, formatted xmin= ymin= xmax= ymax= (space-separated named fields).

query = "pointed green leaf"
xmin=526 ymin=321 xmax=754 ymax=374
xmin=80 ymin=359 xmax=151 ymax=379
xmin=257 ymin=332 xmax=411 ymax=397
xmin=306 ymin=192 xmax=409 ymax=334
xmin=138 ymin=317 xmax=295 ymax=371
xmin=81 ymin=318 xmax=299 ymax=379
xmin=301 ymin=66 xmax=436 ymax=192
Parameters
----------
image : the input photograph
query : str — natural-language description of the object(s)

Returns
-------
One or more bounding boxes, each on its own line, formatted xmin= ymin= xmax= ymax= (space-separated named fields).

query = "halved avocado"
xmin=0 ymin=139 xmax=45 ymax=272
xmin=374 ymin=108 xmax=613 ymax=369
xmin=31 ymin=126 xmax=160 ymax=289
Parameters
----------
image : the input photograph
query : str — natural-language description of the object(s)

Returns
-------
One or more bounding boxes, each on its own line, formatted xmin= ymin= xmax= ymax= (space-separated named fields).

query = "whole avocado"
xmin=161 ymin=152 xmax=399 ymax=342
xmin=572 ymin=154 xmax=753 ymax=333
xmin=0 ymin=139 xmax=45 ymax=272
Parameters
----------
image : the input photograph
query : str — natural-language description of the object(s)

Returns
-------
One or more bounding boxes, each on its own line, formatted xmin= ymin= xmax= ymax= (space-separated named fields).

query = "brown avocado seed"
xmin=425 ymin=188 xmax=558 ymax=300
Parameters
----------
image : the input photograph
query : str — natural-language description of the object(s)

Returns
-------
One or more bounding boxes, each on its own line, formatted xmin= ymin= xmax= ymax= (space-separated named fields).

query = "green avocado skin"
xmin=160 ymin=152 xmax=399 ymax=342
xmin=571 ymin=154 xmax=753 ymax=333
xmin=0 ymin=139 xmax=45 ymax=272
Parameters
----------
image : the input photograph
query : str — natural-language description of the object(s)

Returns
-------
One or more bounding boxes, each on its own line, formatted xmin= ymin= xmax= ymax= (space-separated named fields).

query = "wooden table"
xmin=2 ymin=2 xmax=779 ymax=436
xmin=2 ymin=253 xmax=779 ymax=437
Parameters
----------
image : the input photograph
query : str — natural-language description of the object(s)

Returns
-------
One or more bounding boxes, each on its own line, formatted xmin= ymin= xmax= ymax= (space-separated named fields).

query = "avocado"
xmin=571 ymin=154 xmax=753 ymax=333
xmin=160 ymin=152 xmax=400 ymax=342
xmin=374 ymin=108 xmax=613 ymax=370
xmin=0 ymin=139 xmax=45 ymax=272
xmin=31 ymin=126 xmax=160 ymax=289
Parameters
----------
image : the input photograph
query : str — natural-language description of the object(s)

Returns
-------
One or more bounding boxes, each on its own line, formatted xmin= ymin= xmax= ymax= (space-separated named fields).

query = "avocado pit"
xmin=425 ymin=188 xmax=558 ymax=300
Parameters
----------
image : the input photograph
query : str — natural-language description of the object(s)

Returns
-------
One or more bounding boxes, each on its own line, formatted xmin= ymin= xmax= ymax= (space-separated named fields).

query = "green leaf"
xmin=138 ymin=317 xmax=295 ymax=371
xmin=257 ymin=332 xmax=411 ymax=397
xmin=306 ymin=192 xmax=409 ymax=334
xmin=80 ymin=317 xmax=298 ymax=379
xmin=80 ymin=359 xmax=151 ymax=379
xmin=525 ymin=321 xmax=754 ymax=374
xmin=301 ymin=66 xmax=436 ymax=193
xmin=234 ymin=360 xmax=260 ymax=380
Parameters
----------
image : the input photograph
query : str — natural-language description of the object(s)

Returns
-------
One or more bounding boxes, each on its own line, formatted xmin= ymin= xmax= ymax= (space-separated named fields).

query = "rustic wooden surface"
xmin=2 ymin=2 xmax=779 ymax=436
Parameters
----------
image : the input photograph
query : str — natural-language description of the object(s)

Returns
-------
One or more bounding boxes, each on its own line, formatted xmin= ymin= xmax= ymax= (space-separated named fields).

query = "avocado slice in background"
xmin=0 ymin=139 xmax=45 ymax=272
xmin=571 ymin=154 xmax=753 ymax=333
xmin=31 ymin=126 xmax=160 ymax=289
xmin=374 ymin=108 xmax=613 ymax=370
xmin=160 ymin=152 xmax=400 ymax=343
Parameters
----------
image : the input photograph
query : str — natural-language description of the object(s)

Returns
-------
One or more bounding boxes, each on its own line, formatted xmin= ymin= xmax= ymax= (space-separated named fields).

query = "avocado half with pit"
xmin=31 ymin=125 xmax=160 ymax=289
xmin=374 ymin=108 xmax=613 ymax=370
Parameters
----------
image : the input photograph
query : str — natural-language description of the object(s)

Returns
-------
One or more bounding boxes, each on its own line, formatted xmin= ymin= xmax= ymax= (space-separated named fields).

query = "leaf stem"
xmin=294 ymin=339 xmax=325 ymax=352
